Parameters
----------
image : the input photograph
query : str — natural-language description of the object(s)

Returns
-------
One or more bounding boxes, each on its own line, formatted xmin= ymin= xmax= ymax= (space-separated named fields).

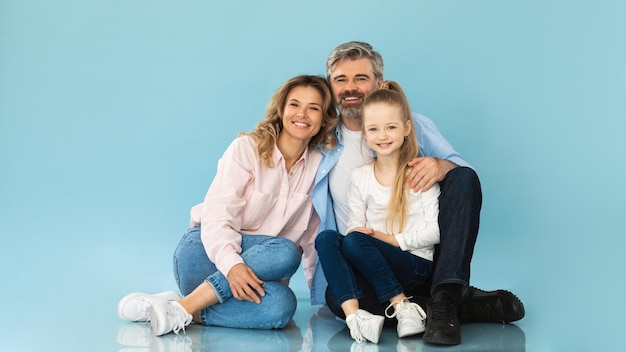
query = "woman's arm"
xmin=200 ymin=137 xmax=266 ymax=302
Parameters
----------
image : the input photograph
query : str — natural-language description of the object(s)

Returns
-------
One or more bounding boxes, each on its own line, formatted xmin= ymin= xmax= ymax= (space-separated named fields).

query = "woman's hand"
xmin=227 ymin=263 xmax=265 ymax=304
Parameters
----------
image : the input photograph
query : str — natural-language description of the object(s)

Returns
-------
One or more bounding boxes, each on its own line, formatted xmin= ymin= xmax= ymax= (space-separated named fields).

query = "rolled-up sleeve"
xmin=414 ymin=113 xmax=471 ymax=169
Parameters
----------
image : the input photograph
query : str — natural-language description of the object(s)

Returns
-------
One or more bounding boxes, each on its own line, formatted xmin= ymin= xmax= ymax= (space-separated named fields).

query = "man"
xmin=310 ymin=41 xmax=524 ymax=345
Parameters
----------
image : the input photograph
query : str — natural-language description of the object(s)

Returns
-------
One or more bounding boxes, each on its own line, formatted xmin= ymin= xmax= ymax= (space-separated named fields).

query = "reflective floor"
xmin=115 ymin=301 xmax=526 ymax=352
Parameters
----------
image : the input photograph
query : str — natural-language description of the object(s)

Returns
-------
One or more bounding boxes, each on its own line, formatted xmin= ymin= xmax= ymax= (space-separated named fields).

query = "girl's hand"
xmin=350 ymin=227 xmax=399 ymax=246
xmin=350 ymin=227 xmax=374 ymax=235
xmin=371 ymin=230 xmax=399 ymax=247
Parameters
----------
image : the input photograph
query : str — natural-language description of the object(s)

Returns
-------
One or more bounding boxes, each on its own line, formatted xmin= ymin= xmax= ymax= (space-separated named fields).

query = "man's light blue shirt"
xmin=309 ymin=112 xmax=470 ymax=305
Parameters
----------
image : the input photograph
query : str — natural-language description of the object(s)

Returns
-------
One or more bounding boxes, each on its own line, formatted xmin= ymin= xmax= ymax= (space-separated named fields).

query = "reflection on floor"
xmin=116 ymin=299 xmax=526 ymax=352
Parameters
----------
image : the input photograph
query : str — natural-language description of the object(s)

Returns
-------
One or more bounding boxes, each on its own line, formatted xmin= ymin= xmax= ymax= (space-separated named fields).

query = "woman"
xmin=118 ymin=75 xmax=337 ymax=336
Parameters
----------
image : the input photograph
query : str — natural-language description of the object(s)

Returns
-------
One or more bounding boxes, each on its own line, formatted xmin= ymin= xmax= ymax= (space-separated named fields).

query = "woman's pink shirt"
xmin=189 ymin=135 xmax=321 ymax=287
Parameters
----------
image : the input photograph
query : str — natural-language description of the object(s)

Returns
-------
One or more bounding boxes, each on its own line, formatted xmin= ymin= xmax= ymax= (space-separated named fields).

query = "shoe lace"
xmin=351 ymin=310 xmax=383 ymax=343
xmin=347 ymin=315 xmax=365 ymax=343
xmin=460 ymin=286 xmax=510 ymax=323
xmin=463 ymin=299 xmax=502 ymax=323
xmin=429 ymin=300 xmax=456 ymax=324
xmin=385 ymin=297 xmax=426 ymax=320
xmin=167 ymin=304 xmax=193 ymax=334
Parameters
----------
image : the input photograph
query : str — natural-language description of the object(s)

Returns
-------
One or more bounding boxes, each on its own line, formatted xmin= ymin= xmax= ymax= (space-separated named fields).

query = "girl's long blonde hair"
xmin=362 ymin=81 xmax=418 ymax=233
xmin=241 ymin=75 xmax=338 ymax=167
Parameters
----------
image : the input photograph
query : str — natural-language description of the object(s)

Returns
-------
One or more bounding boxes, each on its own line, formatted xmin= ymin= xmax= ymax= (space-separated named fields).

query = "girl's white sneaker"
xmin=345 ymin=309 xmax=385 ymax=343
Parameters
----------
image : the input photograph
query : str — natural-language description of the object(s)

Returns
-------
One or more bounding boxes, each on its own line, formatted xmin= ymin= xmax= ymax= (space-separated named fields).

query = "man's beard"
xmin=338 ymin=103 xmax=362 ymax=119
xmin=336 ymin=90 xmax=365 ymax=119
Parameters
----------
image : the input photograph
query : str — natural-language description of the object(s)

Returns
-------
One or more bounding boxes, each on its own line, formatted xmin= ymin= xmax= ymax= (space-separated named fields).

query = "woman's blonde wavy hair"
xmin=362 ymin=80 xmax=418 ymax=233
xmin=241 ymin=75 xmax=338 ymax=168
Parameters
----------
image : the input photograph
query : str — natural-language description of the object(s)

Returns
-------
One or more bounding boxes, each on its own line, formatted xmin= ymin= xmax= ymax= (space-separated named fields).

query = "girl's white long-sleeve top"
xmin=346 ymin=162 xmax=441 ymax=261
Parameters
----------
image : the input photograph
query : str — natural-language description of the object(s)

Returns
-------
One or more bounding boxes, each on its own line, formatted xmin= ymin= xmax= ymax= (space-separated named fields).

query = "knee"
xmin=269 ymin=236 xmax=300 ymax=256
xmin=441 ymin=167 xmax=482 ymax=199
xmin=341 ymin=232 xmax=367 ymax=259
xmin=315 ymin=229 xmax=341 ymax=250
xmin=446 ymin=167 xmax=479 ymax=187
xmin=265 ymin=237 xmax=301 ymax=275
xmin=173 ymin=227 xmax=202 ymax=258
xmin=260 ymin=282 xmax=297 ymax=328
xmin=173 ymin=227 xmax=210 ymax=296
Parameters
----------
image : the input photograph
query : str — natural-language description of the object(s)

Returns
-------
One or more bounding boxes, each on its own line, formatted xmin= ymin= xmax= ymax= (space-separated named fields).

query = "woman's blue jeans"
xmin=173 ymin=226 xmax=301 ymax=329
xmin=315 ymin=229 xmax=433 ymax=307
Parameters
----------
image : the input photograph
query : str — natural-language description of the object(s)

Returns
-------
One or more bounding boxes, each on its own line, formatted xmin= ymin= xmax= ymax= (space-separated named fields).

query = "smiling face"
xmin=362 ymin=102 xmax=411 ymax=158
xmin=328 ymin=58 xmax=382 ymax=123
xmin=279 ymin=85 xmax=324 ymax=145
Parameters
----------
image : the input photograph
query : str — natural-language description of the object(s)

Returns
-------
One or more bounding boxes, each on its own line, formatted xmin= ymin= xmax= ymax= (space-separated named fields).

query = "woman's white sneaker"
xmin=150 ymin=301 xmax=193 ymax=336
xmin=118 ymin=291 xmax=182 ymax=322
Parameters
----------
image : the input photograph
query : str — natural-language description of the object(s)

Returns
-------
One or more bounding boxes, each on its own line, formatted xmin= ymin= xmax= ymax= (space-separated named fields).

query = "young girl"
xmin=315 ymin=81 xmax=440 ymax=344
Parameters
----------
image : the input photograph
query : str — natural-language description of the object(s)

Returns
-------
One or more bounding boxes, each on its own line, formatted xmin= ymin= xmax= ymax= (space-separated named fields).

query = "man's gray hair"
xmin=326 ymin=41 xmax=384 ymax=80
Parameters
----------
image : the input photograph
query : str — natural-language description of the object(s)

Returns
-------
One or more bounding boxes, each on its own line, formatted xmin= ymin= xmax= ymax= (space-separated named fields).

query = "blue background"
xmin=1 ymin=0 xmax=625 ymax=351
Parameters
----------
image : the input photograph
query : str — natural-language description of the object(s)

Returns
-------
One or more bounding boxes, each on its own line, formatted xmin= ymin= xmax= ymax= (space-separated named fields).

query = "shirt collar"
xmin=335 ymin=120 xmax=345 ymax=144
xmin=273 ymin=143 xmax=310 ymax=168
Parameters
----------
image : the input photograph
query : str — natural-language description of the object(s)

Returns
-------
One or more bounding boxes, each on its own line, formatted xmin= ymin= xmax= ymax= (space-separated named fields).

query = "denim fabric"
xmin=315 ymin=230 xmax=432 ymax=306
xmin=432 ymin=166 xmax=481 ymax=293
xmin=173 ymin=226 xmax=300 ymax=329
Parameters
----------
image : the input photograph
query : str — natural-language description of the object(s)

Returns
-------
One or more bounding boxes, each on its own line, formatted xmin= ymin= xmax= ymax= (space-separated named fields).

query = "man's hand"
xmin=227 ymin=263 xmax=265 ymax=304
xmin=406 ymin=157 xmax=456 ymax=192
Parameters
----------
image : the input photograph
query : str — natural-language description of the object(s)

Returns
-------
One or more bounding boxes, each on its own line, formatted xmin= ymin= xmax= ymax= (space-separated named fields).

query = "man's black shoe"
xmin=423 ymin=290 xmax=461 ymax=345
xmin=458 ymin=287 xmax=525 ymax=324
